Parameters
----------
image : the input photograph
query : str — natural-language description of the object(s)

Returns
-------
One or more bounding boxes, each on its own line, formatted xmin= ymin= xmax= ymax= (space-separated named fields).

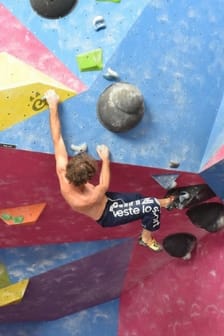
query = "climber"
xmin=45 ymin=89 xmax=175 ymax=252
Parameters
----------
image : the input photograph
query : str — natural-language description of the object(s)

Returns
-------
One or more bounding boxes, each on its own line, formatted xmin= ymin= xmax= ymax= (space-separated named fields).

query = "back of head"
xmin=65 ymin=153 xmax=98 ymax=186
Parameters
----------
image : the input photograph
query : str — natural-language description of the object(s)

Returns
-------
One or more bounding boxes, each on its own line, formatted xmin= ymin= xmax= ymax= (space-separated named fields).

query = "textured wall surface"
xmin=1 ymin=0 xmax=224 ymax=173
xmin=0 ymin=1 xmax=224 ymax=335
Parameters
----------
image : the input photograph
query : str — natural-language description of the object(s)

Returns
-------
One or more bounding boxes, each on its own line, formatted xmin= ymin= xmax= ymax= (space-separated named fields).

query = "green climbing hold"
xmin=76 ymin=48 xmax=103 ymax=71
xmin=1 ymin=213 xmax=13 ymax=221
xmin=1 ymin=213 xmax=25 ymax=224
xmin=13 ymin=216 xmax=24 ymax=224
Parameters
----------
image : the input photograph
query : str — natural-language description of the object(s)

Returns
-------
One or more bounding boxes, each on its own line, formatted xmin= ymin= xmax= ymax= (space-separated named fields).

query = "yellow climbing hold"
xmin=0 ymin=279 xmax=29 ymax=307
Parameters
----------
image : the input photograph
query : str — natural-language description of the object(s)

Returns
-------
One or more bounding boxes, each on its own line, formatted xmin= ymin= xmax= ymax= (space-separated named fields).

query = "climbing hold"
xmin=71 ymin=143 xmax=88 ymax=154
xmin=0 ymin=279 xmax=29 ymax=307
xmin=186 ymin=202 xmax=224 ymax=233
xmin=0 ymin=143 xmax=16 ymax=148
xmin=178 ymin=191 xmax=190 ymax=203
xmin=169 ymin=160 xmax=180 ymax=168
xmin=1 ymin=214 xmax=24 ymax=224
xmin=152 ymin=174 xmax=179 ymax=190
xmin=1 ymin=214 xmax=13 ymax=221
xmin=165 ymin=184 xmax=215 ymax=210
xmin=163 ymin=233 xmax=197 ymax=259
xmin=76 ymin=48 xmax=103 ymax=71
xmin=93 ymin=16 xmax=106 ymax=31
xmin=13 ymin=216 xmax=24 ymax=224
xmin=30 ymin=0 xmax=78 ymax=19
xmin=0 ymin=203 xmax=46 ymax=226
xmin=167 ymin=190 xmax=190 ymax=210
xmin=103 ymin=67 xmax=120 ymax=81
xmin=97 ymin=82 xmax=144 ymax=132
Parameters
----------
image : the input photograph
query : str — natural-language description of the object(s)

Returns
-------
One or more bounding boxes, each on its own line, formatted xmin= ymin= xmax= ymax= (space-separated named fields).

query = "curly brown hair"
xmin=65 ymin=153 xmax=98 ymax=186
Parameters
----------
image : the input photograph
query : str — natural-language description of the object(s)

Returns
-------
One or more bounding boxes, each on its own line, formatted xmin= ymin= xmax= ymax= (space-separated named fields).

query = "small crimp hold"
xmin=179 ymin=191 xmax=190 ymax=203
xmin=167 ymin=181 xmax=177 ymax=190
xmin=93 ymin=16 xmax=106 ymax=31
xmin=71 ymin=143 xmax=88 ymax=154
xmin=169 ymin=160 xmax=180 ymax=168
xmin=103 ymin=67 xmax=120 ymax=81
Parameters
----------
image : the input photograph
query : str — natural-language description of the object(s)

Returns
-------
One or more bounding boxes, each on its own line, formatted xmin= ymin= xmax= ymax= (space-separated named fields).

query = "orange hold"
xmin=0 ymin=202 xmax=46 ymax=225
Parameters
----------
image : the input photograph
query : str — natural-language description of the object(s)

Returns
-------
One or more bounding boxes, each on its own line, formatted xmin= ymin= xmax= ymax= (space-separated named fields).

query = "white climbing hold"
xmin=103 ymin=67 xmax=120 ymax=81
xmin=70 ymin=143 xmax=88 ymax=154
xmin=93 ymin=16 xmax=106 ymax=31
xmin=179 ymin=191 xmax=190 ymax=203
xmin=167 ymin=181 xmax=177 ymax=189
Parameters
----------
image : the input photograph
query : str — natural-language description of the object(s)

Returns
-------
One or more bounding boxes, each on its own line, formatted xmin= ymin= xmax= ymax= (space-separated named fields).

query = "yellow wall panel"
xmin=0 ymin=52 xmax=76 ymax=130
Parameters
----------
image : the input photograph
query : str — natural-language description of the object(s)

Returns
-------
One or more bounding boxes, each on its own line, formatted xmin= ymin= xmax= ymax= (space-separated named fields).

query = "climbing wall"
xmin=1 ymin=1 xmax=224 ymax=335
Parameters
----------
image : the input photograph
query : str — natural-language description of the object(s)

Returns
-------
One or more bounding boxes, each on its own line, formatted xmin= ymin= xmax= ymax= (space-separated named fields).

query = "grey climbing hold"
xmin=93 ymin=16 xmax=106 ymax=31
xmin=30 ymin=0 xmax=78 ymax=19
xmin=152 ymin=174 xmax=179 ymax=190
xmin=97 ymin=82 xmax=144 ymax=133
xmin=103 ymin=68 xmax=120 ymax=81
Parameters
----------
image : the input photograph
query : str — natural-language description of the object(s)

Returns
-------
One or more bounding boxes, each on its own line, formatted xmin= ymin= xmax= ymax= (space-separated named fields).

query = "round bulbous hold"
xmin=30 ymin=0 xmax=78 ymax=19
xmin=97 ymin=82 xmax=144 ymax=133
xmin=162 ymin=233 xmax=197 ymax=259
xmin=186 ymin=202 xmax=224 ymax=233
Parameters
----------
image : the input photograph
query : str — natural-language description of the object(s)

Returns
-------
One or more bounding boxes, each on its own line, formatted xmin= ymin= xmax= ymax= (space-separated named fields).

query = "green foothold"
xmin=1 ymin=214 xmax=13 ymax=221
xmin=13 ymin=216 xmax=24 ymax=224
xmin=76 ymin=48 xmax=103 ymax=71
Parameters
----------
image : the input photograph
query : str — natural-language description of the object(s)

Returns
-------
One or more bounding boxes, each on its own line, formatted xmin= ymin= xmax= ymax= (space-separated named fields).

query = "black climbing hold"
xmin=163 ymin=233 xmax=197 ymax=259
xmin=30 ymin=0 xmax=78 ymax=19
xmin=186 ymin=202 xmax=224 ymax=233
xmin=165 ymin=183 xmax=215 ymax=210
xmin=97 ymin=82 xmax=144 ymax=133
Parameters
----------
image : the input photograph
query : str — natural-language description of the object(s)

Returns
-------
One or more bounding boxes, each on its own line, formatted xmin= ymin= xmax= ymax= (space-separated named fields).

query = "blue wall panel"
xmin=201 ymin=94 xmax=224 ymax=169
